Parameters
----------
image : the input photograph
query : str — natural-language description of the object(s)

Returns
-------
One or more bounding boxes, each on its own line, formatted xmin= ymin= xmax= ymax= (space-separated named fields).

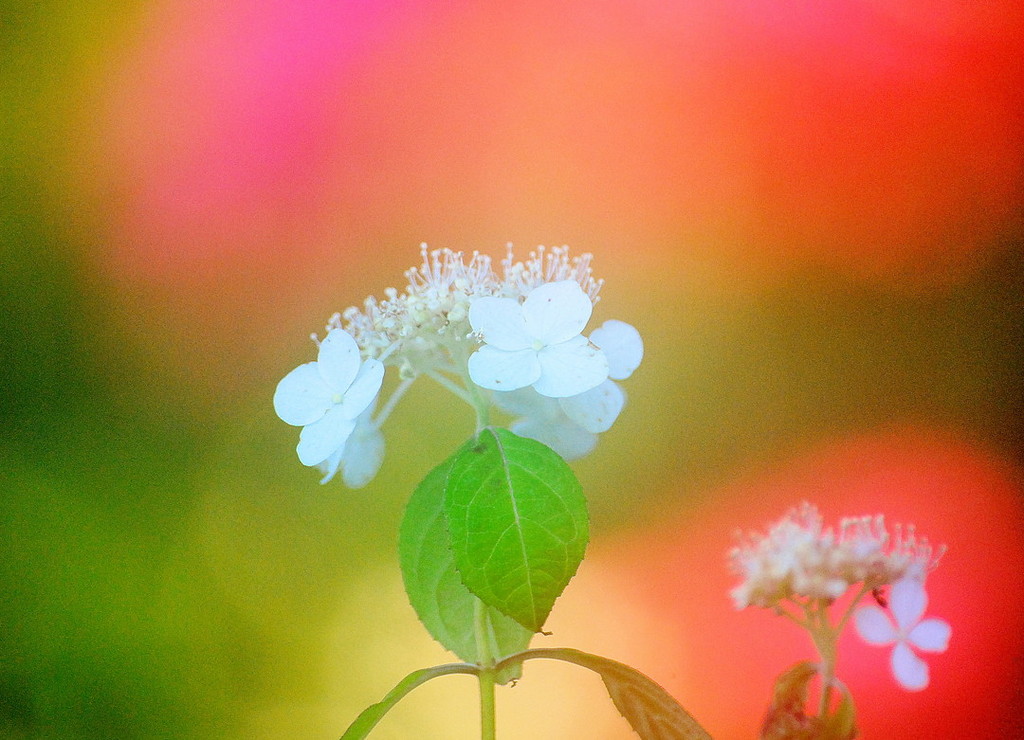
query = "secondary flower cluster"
xmin=730 ymin=503 xmax=950 ymax=692
xmin=273 ymin=244 xmax=643 ymax=486
xmin=729 ymin=502 xmax=943 ymax=610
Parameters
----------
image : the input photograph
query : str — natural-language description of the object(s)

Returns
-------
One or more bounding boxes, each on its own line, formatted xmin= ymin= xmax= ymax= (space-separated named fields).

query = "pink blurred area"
xmin=585 ymin=428 xmax=1024 ymax=738
xmin=100 ymin=1 xmax=415 ymax=268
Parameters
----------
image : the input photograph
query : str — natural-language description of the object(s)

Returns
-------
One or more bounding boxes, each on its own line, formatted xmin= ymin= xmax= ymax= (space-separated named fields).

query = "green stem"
xmin=478 ymin=667 xmax=497 ymax=740
xmin=809 ymin=604 xmax=837 ymax=718
xmin=469 ymin=384 xmax=491 ymax=433
xmin=373 ymin=376 xmax=415 ymax=426
xmin=475 ymin=600 xmax=497 ymax=740
xmin=834 ymin=584 xmax=871 ymax=635
xmin=449 ymin=340 xmax=491 ymax=431
xmin=810 ymin=586 xmax=871 ymax=720
xmin=425 ymin=369 xmax=475 ymax=406
xmin=339 ymin=663 xmax=478 ymax=740
xmin=815 ymin=641 xmax=835 ymax=717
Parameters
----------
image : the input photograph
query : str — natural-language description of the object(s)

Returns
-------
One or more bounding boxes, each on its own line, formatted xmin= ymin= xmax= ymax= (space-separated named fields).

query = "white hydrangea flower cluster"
xmin=729 ymin=502 xmax=944 ymax=610
xmin=731 ymin=503 xmax=951 ymax=700
xmin=274 ymin=244 xmax=642 ymax=486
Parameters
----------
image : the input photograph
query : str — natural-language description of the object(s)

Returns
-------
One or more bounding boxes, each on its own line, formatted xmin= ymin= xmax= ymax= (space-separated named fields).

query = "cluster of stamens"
xmin=325 ymin=243 xmax=603 ymax=369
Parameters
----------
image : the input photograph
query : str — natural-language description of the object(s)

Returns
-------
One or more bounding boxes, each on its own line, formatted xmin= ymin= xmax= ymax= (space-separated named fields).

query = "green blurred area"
xmin=2 ymin=3 xmax=1023 ymax=738
xmin=595 ymin=247 xmax=1024 ymax=522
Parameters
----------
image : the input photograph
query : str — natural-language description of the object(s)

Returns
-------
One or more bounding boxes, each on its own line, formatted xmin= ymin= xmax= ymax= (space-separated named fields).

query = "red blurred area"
xmin=591 ymin=429 xmax=1024 ymax=738
xmin=717 ymin=0 xmax=1024 ymax=283
xmin=94 ymin=0 xmax=1023 ymax=288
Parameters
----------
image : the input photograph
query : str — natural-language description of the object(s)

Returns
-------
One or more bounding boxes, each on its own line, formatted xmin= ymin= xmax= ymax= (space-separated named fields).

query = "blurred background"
xmin=2 ymin=1 xmax=1022 ymax=738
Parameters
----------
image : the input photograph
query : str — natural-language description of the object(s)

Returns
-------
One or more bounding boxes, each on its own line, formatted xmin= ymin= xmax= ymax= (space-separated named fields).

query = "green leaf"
xmin=598 ymin=659 xmax=713 ymax=740
xmin=495 ymin=648 xmax=713 ymax=740
xmin=760 ymin=661 xmax=819 ymax=740
xmin=823 ymin=683 xmax=857 ymax=740
xmin=399 ymin=452 xmax=534 ymax=665
xmin=443 ymin=428 xmax=589 ymax=632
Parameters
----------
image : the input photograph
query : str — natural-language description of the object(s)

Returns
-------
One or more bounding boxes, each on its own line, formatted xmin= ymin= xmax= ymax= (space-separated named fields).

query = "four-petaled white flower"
xmin=468 ymin=280 xmax=608 ymax=397
xmin=492 ymin=318 xmax=643 ymax=460
xmin=273 ymin=329 xmax=384 ymax=473
xmin=854 ymin=577 xmax=951 ymax=691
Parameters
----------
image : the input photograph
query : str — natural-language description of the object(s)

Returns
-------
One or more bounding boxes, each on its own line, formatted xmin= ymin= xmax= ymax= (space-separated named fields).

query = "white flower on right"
xmin=854 ymin=577 xmax=951 ymax=691
xmin=467 ymin=280 xmax=608 ymax=398
xmin=493 ymin=318 xmax=643 ymax=460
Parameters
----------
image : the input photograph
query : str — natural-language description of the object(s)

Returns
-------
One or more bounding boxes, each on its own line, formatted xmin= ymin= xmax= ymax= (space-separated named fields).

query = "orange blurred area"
xmin=585 ymin=428 xmax=1024 ymax=738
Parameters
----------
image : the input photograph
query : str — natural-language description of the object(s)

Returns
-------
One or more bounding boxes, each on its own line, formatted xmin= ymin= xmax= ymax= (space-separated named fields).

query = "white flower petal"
xmin=854 ymin=605 xmax=898 ymax=645
xmin=559 ymin=380 xmax=624 ymax=433
xmin=512 ymin=417 xmax=597 ymax=461
xmin=891 ymin=641 xmax=929 ymax=691
xmin=890 ymin=578 xmax=928 ymax=634
xmin=341 ymin=420 xmax=385 ymax=489
xmin=317 ymin=445 xmax=345 ymax=484
xmin=492 ymin=387 xmax=561 ymax=419
xmin=317 ymin=329 xmax=362 ymax=391
xmin=590 ymin=319 xmax=643 ymax=380
xmin=521 ymin=281 xmax=593 ymax=346
xmin=274 ymin=362 xmax=334 ymax=426
xmin=469 ymin=296 xmax=532 ymax=351
xmin=297 ymin=406 xmax=357 ymax=466
xmin=337 ymin=359 xmax=385 ymax=420
xmin=534 ymin=337 xmax=608 ymax=397
xmin=468 ymin=346 xmax=541 ymax=391
xmin=908 ymin=618 xmax=951 ymax=653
